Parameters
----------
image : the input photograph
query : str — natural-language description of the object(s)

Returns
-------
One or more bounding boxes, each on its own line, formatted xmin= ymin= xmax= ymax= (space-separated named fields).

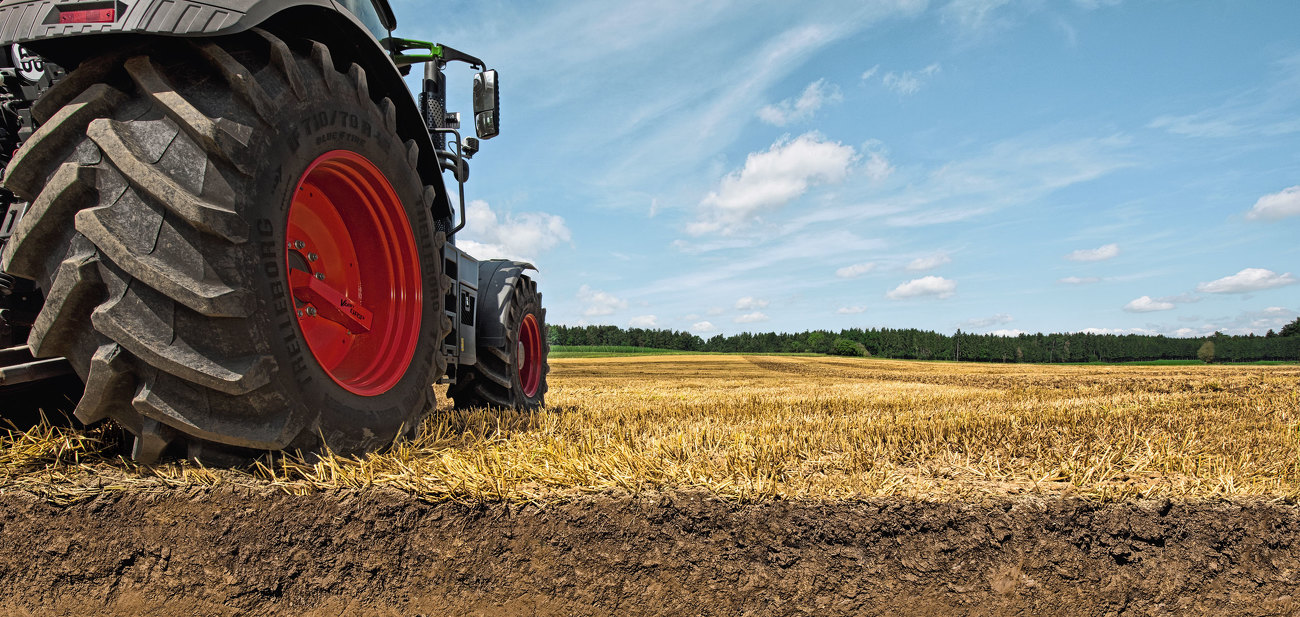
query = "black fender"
xmin=0 ymin=0 xmax=454 ymax=224
xmin=476 ymin=259 xmax=536 ymax=348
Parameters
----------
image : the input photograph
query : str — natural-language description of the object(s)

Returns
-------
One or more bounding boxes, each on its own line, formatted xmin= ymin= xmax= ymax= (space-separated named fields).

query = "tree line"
xmin=549 ymin=318 xmax=1300 ymax=363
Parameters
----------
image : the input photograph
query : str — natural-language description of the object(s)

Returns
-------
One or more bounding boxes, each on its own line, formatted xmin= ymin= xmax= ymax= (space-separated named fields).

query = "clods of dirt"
xmin=1 ymin=488 xmax=1297 ymax=616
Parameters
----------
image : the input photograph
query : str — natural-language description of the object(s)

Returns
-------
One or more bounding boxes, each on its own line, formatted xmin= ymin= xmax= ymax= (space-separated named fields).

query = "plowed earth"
xmin=2 ymin=488 xmax=1298 ymax=616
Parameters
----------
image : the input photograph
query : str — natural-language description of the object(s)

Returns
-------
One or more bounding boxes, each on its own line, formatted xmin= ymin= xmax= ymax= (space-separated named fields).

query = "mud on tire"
xmin=0 ymin=30 xmax=448 ymax=462
xmin=449 ymin=274 xmax=548 ymax=410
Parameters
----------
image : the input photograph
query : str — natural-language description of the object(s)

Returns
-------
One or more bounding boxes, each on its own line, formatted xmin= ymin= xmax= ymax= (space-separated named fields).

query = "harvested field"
xmin=3 ymin=355 xmax=1300 ymax=615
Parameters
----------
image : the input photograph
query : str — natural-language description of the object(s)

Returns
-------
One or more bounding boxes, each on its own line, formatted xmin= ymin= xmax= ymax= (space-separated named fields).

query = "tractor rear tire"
xmin=0 ymin=30 xmax=448 ymax=462
xmin=449 ymin=274 xmax=548 ymax=409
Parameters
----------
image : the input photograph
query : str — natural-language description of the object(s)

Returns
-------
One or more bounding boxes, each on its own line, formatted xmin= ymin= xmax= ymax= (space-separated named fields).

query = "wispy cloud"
xmin=881 ymin=63 xmax=941 ymax=95
xmin=734 ymin=297 xmax=770 ymax=310
xmin=758 ymin=79 xmax=843 ymax=126
xmin=577 ymin=285 xmax=628 ymax=316
xmin=1148 ymin=53 xmax=1300 ymax=140
xmin=941 ymin=0 xmax=1014 ymax=33
xmin=836 ymin=262 xmax=877 ymax=278
xmin=1065 ymin=243 xmax=1119 ymax=262
xmin=734 ymin=312 xmax=770 ymax=324
xmin=960 ymin=313 xmax=1013 ymax=328
xmin=836 ymin=306 xmax=868 ymax=314
xmin=906 ymin=252 xmax=952 ymax=271
xmin=628 ymin=315 xmax=658 ymax=328
xmin=1058 ymin=276 xmax=1101 ymax=285
xmin=1246 ymin=186 xmax=1300 ymax=220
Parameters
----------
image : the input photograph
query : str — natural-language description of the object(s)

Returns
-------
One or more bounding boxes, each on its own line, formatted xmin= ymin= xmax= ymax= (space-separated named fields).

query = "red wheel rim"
xmin=517 ymin=313 xmax=542 ymax=397
xmin=285 ymin=150 xmax=422 ymax=396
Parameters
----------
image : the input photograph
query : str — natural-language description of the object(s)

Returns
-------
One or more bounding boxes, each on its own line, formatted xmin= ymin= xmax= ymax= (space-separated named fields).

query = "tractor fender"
xmin=0 ymin=0 xmax=331 ymax=42
xmin=0 ymin=0 xmax=455 ymax=225
xmin=475 ymin=259 xmax=536 ymax=348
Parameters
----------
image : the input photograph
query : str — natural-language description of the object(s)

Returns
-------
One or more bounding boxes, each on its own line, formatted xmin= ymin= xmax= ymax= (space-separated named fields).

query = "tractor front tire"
xmin=449 ymin=274 xmax=548 ymax=410
xmin=0 ymin=30 xmax=447 ymax=461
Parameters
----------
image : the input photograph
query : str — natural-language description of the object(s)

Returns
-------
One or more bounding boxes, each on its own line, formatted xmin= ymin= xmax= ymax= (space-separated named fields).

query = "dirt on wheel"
xmin=1 ymin=488 xmax=1297 ymax=616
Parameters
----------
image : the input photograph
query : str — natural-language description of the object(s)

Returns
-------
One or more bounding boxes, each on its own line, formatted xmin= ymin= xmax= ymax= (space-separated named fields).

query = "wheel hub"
xmin=285 ymin=150 xmax=422 ymax=396
xmin=517 ymin=313 xmax=542 ymax=397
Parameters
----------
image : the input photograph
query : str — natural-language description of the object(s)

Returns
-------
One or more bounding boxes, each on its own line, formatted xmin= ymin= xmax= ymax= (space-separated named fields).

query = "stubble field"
xmin=2 ymin=355 xmax=1299 ymax=615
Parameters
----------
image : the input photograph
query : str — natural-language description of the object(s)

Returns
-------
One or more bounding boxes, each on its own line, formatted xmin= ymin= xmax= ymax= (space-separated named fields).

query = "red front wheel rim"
xmin=285 ymin=150 xmax=422 ymax=396
xmin=517 ymin=313 xmax=542 ymax=397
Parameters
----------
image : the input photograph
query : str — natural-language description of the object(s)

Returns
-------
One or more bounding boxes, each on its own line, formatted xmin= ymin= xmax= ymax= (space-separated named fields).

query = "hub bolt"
xmin=293 ymin=240 xmax=305 ymax=250
xmin=305 ymin=307 xmax=317 ymax=317
xmin=315 ymin=272 xmax=325 ymax=280
xmin=308 ymin=253 xmax=318 ymax=262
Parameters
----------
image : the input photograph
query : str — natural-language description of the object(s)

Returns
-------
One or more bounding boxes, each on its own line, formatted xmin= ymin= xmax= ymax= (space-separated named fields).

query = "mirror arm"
xmin=384 ymin=37 xmax=486 ymax=70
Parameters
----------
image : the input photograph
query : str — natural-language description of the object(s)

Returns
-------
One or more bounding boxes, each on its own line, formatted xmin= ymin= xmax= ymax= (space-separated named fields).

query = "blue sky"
xmin=391 ymin=0 xmax=1299 ymax=338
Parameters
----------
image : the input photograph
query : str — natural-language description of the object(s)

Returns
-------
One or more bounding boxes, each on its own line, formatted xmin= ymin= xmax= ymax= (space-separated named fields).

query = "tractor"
xmin=0 ymin=0 xmax=548 ymax=462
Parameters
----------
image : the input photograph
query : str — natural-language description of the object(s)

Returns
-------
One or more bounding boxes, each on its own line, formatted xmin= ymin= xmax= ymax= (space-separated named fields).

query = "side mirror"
xmin=473 ymin=69 xmax=499 ymax=139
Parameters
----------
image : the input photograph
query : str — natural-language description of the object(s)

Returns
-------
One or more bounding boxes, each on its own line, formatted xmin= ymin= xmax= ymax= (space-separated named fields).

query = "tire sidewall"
xmin=244 ymin=83 xmax=440 ymax=451
xmin=510 ymin=286 xmax=546 ymax=407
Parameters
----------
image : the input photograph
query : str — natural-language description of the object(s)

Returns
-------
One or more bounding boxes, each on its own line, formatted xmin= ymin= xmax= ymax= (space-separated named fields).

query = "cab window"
xmin=336 ymin=0 xmax=388 ymax=41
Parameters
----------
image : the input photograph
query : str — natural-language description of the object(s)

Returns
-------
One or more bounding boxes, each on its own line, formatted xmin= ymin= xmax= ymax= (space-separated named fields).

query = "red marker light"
xmin=58 ymin=8 xmax=116 ymax=24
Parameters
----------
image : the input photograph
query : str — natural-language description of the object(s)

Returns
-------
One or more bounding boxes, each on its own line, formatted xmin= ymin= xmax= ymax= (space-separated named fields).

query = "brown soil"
xmin=1 ymin=489 xmax=1297 ymax=616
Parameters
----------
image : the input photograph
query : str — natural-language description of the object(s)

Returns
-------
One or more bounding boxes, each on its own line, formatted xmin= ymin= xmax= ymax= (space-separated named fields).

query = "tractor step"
xmin=0 ymin=345 xmax=73 ymax=386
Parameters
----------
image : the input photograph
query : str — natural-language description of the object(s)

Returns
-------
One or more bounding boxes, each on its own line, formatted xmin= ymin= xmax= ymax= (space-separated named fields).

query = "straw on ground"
xmin=3 ymin=355 xmax=1298 ymax=504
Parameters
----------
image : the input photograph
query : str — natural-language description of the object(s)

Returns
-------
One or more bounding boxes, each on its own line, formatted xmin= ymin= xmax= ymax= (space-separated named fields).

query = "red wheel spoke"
xmin=289 ymin=269 xmax=373 ymax=333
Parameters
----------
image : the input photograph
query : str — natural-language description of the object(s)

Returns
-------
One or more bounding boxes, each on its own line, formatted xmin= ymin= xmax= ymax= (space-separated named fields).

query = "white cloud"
xmin=835 ymin=262 xmax=877 ymax=278
xmin=628 ymin=315 xmax=658 ymax=328
xmin=990 ymin=329 xmax=1026 ymax=336
xmin=734 ymin=296 xmax=770 ymax=310
xmin=577 ymin=285 xmax=628 ymax=316
xmin=961 ymin=313 xmax=1013 ymax=328
xmin=881 ymin=63 xmax=941 ymax=96
xmin=887 ymin=276 xmax=956 ymax=300
xmin=906 ymin=252 xmax=952 ymax=271
xmin=862 ymin=150 xmax=895 ymax=182
xmin=689 ymin=132 xmax=856 ymax=236
xmin=456 ymin=200 xmax=572 ymax=262
xmin=1196 ymin=268 xmax=1299 ymax=294
xmin=1065 ymin=243 xmax=1120 ymax=262
xmin=1073 ymin=0 xmax=1123 ymax=9
xmin=757 ymin=79 xmax=842 ymax=126
xmin=860 ymin=64 xmax=880 ymax=81
xmin=836 ymin=306 xmax=867 ymax=314
xmin=1246 ymin=186 xmax=1300 ymax=220
xmin=942 ymin=0 xmax=1014 ymax=31
xmin=734 ymin=312 xmax=770 ymax=324
xmin=1058 ymin=276 xmax=1101 ymax=284
xmin=1124 ymin=296 xmax=1175 ymax=313
xmin=691 ymin=320 xmax=717 ymax=333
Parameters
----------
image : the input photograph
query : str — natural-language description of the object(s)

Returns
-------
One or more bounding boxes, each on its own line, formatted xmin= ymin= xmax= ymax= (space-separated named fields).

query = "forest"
xmin=549 ymin=318 xmax=1300 ymax=363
